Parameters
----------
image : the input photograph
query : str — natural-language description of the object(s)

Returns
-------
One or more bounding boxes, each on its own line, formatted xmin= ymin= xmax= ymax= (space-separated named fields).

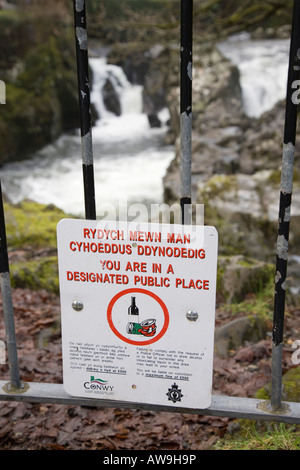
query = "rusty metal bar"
xmin=271 ymin=0 xmax=300 ymax=410
xmin=180 ymin=0 xmax=193 ymax=225
xmin=73 ymin=0 xmax=96 ymax=220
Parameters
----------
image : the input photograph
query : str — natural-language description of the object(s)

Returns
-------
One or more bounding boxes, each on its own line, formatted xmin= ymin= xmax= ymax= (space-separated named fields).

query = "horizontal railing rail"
xmin=0 ymin=381 xmax=300 ymax=424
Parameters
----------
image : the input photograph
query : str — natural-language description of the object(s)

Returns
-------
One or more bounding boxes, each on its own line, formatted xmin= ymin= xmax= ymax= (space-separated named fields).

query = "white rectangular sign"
xmin=57 ymin=219 xmax=218 ymax=409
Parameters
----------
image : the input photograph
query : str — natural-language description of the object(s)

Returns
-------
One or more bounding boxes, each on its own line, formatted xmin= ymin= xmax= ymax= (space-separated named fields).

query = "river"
xmin=0 ymin=54 xmax=174 ymax=219
xmin=0 ymin=35 xmax=290 ymax=219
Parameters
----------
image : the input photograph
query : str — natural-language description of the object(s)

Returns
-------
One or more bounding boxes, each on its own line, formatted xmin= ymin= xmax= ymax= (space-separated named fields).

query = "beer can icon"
xmin=126 ymin=319 xmax=157 ymax=337
xmin=140 ymin=319 xmax=156 ymax=337
xmin=126 ymin=322 xmax=142 ymax=335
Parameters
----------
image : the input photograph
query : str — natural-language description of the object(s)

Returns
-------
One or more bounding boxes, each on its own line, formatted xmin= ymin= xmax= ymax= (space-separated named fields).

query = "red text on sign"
xmin=175 ymin=278 xmax=209 ymax=290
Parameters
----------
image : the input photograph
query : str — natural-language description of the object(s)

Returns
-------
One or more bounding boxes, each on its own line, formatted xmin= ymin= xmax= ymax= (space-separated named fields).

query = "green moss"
xmin=217 ymin=254 xmax=275 ymax=307
xmin=10 ymin=256 xmax=59 ymax=294
xmin=191 ymin=100 xmax=206 ymax=114
xmin=198 ymin=175 xmax=251 ymax=257
xmin=199 ymin=174 xmax=236 ymax=201
xmin=256 ymin=366 xmax=300 ymax=403
xmin=0 ymin=83 xmax=61 ymax=157
xmin=3 ymin=201 xmax=71 ymax=293
xmin=224 ymin=275 xmax=274 ymax=321
xmin=4 ymin=200 xmax=68 ymax=250
xmin=267 ymin=169 xmax=281 ymax=185
xmin=236 ymin=257 xmax=258 ymax=268
xmin=267 ymin=168 xmax=300 ymax=190
xmin=256 ymin=386 xmax=270 ymax=401
xmin=282 ymin=367 xmax=300 ymax=403
xmin=216 ymin=259 xmax=226 ymax=294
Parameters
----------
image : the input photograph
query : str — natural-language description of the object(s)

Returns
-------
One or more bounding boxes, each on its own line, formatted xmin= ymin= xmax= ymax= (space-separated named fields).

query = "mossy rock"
xmin=197 ymin=172 xmax=281 ymax=261
xmin=0 ymin=83 xmax=61 ymax=159
xmin=217 ymin=254 xmax=274 ymax=303
xmin=0 ymin=9 xmax=31 ymax=70
xmin=282 ymin=367 xmax=300 ymax=403
xmin=4 ymin=200 xmax=68 ymax=250
xmin=0 ymin=34 xmax=78 ymax=164
xmin=10 ymin=256 xmax=59 ymax=294
xmin=256 ymin=366 xmax=300 ymax=403
xmin=3 ymin=200 xmax=70 ymax=293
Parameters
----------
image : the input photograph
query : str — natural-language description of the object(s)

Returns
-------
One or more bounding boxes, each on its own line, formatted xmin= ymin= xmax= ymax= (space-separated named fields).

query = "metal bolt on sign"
xmin=72 ymin=300 xmax=84 ymax=312
xmin=186 ymin=310 xmax=198 ymax=321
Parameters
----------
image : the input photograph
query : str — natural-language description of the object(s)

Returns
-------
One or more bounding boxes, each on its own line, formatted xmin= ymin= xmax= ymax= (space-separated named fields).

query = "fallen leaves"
xmin=0 ymin=287 xmax=298 ymax=450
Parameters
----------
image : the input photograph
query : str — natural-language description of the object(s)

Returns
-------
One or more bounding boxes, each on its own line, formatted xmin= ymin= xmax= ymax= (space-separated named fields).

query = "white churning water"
xmin=0 ymin=55 xmax=174 ymax=218
xmin=0 ymin=37 xmax=290 ymax=217
xmin=217 ymin=33 xmax=289 ymax=118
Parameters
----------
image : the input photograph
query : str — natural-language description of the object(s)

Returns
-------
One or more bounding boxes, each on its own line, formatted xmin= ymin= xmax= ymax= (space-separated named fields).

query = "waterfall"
xmin=0 ymin=55 xmax=174 ymax=218
xmin=217 ymin=34 xmax=290 ymax=118
xmin=0 ymin=39 xmax=291 ymax=218
xmin=90 ymin=57 xmax=143 ymax=118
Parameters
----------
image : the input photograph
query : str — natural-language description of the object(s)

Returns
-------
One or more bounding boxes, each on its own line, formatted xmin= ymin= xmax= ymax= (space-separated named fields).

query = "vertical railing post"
xmin=271 ymin=0 xmax=300 ymax=410
xmin=0 ymin=181 xmax=22 ymax=391
xmin=73 ymin=0 xmax=96 ymax=220
xmin=180 ymin=0 xmax=193 ymax=225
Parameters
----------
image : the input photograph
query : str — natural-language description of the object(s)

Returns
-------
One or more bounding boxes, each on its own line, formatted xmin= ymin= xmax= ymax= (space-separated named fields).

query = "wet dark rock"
xmin=102 ymin=77 xmax=122 ymax=116
xmin=147 ymin=113 xmax=161 ymax=128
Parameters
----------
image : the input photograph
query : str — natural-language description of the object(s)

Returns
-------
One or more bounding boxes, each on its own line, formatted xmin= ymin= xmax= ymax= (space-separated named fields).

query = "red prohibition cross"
xmin=107 ymin=288 xmax=169 ymax=346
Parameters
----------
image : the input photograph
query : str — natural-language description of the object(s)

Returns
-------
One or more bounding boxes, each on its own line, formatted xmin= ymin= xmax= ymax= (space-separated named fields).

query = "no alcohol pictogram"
xmin=107 ymin=288 xmax=169 ymax=346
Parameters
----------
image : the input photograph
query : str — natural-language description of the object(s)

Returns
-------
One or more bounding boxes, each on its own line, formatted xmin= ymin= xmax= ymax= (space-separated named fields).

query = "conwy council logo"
xmin=83 ymin=376 xmax=114 ymax=391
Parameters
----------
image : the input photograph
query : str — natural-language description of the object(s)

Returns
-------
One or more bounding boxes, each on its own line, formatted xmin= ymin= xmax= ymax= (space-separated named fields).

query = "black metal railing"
xmin=0 ymin=0 xmax=300 ymax=424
